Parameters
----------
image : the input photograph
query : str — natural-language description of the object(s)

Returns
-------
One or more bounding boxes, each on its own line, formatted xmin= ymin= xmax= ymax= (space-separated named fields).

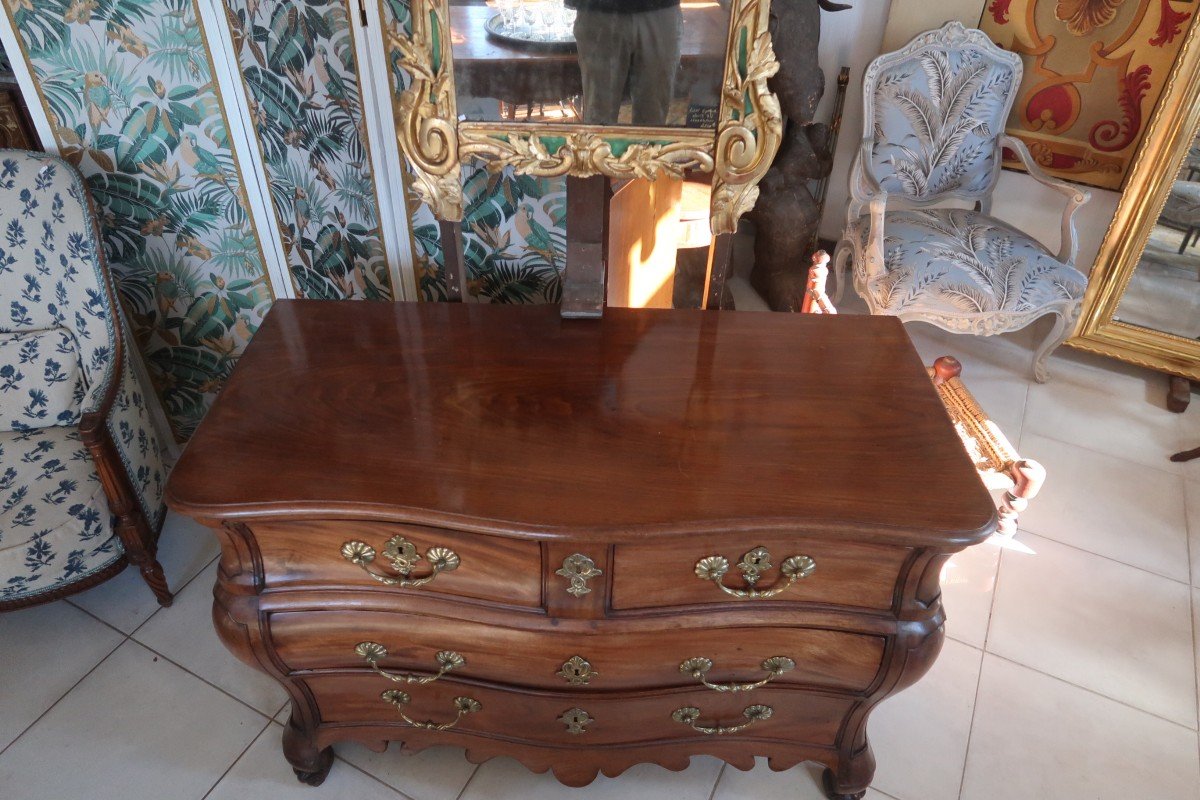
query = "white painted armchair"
xmin=832 ymin=22 xmax=1091 ymax=382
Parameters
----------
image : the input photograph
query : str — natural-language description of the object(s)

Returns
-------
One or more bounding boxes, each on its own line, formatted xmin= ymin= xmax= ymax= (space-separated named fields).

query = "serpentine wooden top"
xmin=167 ymin=301 xmax=995 ymax=543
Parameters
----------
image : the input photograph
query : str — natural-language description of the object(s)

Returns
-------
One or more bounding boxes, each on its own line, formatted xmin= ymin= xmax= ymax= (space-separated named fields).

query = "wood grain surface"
xmin=169 ymin=301 xmax=995 ymax=541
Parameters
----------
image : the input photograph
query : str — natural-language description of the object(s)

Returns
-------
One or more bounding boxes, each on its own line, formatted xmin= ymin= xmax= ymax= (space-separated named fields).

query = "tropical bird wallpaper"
xmin=381 ymin=0 xmax=568 ymax=304
xmin=0 ymin=0 xmax=275 ymax=441
xmin=224 ymin=0 xmax=395 ymax=300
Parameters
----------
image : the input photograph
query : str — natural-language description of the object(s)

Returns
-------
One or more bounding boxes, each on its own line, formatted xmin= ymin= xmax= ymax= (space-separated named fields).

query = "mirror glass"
xmin=1115 ymin=124 xmax=1200 ymax=339
xmin=449 ymin=0 xmax=729 ymax=128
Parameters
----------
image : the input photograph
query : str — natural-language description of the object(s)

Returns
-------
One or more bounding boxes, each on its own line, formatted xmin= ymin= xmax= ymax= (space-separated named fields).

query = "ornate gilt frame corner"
xmin=389 ymin=0 xmax=782 ymax=233
xmin=1068 ymin=14 xmax=1200 ymax=381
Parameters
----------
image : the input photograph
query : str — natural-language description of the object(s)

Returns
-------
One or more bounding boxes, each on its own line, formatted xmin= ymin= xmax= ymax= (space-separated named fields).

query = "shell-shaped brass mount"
xmin=355 ymin=642 xmax=465 ymax=684
xmin=694 ymin=547 xmax=815 ymax=599
xmin=341 ymin=535 xmax=460 ymax=587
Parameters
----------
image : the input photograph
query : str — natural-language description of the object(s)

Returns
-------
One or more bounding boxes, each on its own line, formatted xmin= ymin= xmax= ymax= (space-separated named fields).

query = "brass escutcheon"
xmin=556 ymin=553 xmax=602 ymax=598
xmin=559 ymin=707 xmax=594 ymax=735
xmin=557 ymin=655 xmax=598 ymax=686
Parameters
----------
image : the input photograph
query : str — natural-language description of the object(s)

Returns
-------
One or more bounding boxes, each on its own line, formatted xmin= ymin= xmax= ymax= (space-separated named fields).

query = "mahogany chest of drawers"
xmin=166 ymin=301 xmax=996 ymax=800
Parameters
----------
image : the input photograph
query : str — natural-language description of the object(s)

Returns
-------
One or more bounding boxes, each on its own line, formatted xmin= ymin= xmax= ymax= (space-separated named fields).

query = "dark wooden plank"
xmin=702 ymin=232 xmax=733 ymax=310
xmin=169 ymin=301 xmax=995 ymax=541
xmin=438 ymin=219 xmax=467 ymax=302
xmin=562 ymin=175 xmax=610 ymax=318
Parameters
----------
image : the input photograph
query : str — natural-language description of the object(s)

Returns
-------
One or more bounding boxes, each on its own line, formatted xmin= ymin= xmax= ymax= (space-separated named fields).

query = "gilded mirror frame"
xmin=1069 ymin=16 xmax=1200 ymax=380
xmin=389 ymin=0 xmax=782 ymax=236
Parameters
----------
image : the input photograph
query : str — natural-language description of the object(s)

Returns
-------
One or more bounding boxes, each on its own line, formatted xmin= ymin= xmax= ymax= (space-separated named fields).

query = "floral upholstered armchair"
xmin=833 ymin=22 xmax=1091 ymax=382
xmin=0 ymin=150 xmax=171 ymax=610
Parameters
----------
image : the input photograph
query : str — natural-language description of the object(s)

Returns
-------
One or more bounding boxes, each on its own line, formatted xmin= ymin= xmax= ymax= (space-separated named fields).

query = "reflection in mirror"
xmin=450 ymin=0 xmax=729 ymax=127
xmin=1116 ymin=126 xmax=1200 ymax=339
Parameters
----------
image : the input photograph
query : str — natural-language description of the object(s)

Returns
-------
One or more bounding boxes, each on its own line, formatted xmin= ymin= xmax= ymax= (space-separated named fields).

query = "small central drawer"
xmin=269 ymin=610 xmax=885 ymax=693
xmin=611 ymin=535 xmax=910 ymax=612
xmin=246 ymin=520 xmax=542 ymax=608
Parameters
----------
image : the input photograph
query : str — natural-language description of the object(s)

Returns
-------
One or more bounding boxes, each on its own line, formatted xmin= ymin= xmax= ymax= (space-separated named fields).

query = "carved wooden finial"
xmin=931 ymin=356 xmax=962 ymax=385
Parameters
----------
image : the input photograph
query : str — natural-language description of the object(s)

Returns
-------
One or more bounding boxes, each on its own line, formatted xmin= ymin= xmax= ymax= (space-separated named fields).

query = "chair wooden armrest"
xmin=929 ymin=356 xmax=1045 ymax=536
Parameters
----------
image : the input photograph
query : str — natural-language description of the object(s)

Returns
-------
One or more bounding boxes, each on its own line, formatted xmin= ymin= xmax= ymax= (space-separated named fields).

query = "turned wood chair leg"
xmin=996 ymin=459 xmax=1045 ymax=537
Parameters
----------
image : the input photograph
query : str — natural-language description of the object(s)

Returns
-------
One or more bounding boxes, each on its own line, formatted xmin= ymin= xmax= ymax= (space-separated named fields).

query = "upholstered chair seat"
xmin=846 ymin=208 xmax=1088 ymax=321
xmin=0 ymin=149 xmax=171 ymax=610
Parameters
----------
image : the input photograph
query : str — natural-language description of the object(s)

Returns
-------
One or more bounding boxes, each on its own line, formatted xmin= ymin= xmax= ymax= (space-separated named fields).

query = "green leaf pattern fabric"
xmin=225 ymin=0 xmax=394 ymax=300
xmin=2 ymin=0 xmax=275 ymax=440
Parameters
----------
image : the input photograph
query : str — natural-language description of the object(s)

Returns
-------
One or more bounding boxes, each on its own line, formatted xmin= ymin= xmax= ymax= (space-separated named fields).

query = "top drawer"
xmin=611 ymin=535 xmax=910 ymax=611
xmin=246 ymin=520 xmax=543 ymax=608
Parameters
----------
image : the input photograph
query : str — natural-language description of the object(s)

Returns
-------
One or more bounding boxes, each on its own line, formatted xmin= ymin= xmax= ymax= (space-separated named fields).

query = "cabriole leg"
xmin=282 ymin=718 xmax=334 ymax=786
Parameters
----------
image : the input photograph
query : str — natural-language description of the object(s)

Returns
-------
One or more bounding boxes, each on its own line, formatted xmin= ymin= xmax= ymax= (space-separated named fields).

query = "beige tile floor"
xmin=3 ymin=290 xmax=1200 ymax=799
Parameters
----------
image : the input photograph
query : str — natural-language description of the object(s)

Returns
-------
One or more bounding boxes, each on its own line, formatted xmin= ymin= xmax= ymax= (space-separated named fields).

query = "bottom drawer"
xmin=302 ymin=672 xmax=852 ymax=748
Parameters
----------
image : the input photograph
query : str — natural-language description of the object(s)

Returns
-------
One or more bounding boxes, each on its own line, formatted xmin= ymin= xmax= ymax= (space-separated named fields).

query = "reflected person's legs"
xmin=575 ymin=10 xmax=634 ymax=125
xmin=630 ymin=5 xmax=682 ymax=126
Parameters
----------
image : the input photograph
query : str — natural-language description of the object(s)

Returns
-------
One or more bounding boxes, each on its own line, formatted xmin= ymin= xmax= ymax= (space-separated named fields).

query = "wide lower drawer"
xmin=303 ymin=672 xmax=851 ymax=747
xmin=245 ymin=520 xmax=542 ymax=607
xmin=611 ymin=535 xmax=910 ymax=611
xmin=270 ymin=610 xmax=886 ymax=693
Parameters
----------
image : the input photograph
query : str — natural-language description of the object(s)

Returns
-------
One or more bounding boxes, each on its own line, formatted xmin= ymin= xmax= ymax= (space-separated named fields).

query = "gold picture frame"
xmin=1069 ymin=14 xmax=1200 ymax=380
xmin=388 ymin=0 xmax=782 ymax=237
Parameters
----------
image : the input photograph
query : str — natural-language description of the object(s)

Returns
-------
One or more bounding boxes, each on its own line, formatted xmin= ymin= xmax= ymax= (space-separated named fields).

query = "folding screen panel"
xmin=221 ymin=0 xmax=403 ymax=299
xmin=0 ymin=0 xmax=279 ymax=440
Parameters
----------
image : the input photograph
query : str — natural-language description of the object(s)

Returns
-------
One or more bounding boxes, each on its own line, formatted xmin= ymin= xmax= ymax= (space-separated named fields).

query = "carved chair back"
xmin=858 ymin=23 xmax=1021 ymax=208
xmin=0 ymin=150 xmax=119 ymax=422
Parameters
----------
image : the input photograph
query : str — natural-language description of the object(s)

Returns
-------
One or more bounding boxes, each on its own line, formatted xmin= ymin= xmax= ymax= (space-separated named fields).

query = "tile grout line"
xmin=128 ymin=638 xmax=280 ymax=722
xmin=198 ymin=717 xmax=275 ymax=800
xmin=128 ymin=553 xmax=222 ymax=638
xmin=706 ymin=762 xmax=727 ymax=800
xmin=982 ymin=649 xmax=1199 ymax=733
xmin=0 ymin=633 xmax=126 ymax=760
xmin=331 ymin=753 xmax=418 ymax=799
xmin=453 ymin=762 xmax=482 ymax=800
xmin=1014 ymin=528 xmax=1194 ymax=589
xmin=954 ymin=537 xmax=1007 ymax=800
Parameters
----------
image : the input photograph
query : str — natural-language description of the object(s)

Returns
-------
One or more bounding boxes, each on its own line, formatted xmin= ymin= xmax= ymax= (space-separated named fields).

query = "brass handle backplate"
xmin=341 ymin=535 xmax=460 ymax=587
xmin=355 ymin=642 xmax=464 ymax=684
xmin=381 ymin=690 xmax=481 ymax=731
xmin=671 ymin=704 xmax=773 ymax=735
xmin=694 ymin=546 xmax=815 ymax=599
xmin=679 ymin=656 xmax=795 ymax=692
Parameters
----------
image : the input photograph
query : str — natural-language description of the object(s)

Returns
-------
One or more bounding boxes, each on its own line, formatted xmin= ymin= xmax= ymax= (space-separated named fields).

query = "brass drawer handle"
xmin=694 ymin=547 xmax=815 ymax=599
xmin=355 ymin=642 xmax=465 ymax=684
xmin=381 ymin=690 xmax=481 ymax=731
xmin=679 ymin=656 xmax=795 ymax=692
xmin=671 ymin=704 xmax=773 ymax=735
xmin=341 ymin=535 xmax=460 ymax=587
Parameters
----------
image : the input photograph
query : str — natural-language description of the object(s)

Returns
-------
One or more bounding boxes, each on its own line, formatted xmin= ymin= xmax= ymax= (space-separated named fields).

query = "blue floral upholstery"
xmin=846 ymin=209 xmax=1088 ymax=316
xmin=834 ymin=23 xmax=1091 ymax=383
xmin=867 ymin=34 xmax=1016 ymax=201
xmin=0 ymin=150 xmax=166 ymax=606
